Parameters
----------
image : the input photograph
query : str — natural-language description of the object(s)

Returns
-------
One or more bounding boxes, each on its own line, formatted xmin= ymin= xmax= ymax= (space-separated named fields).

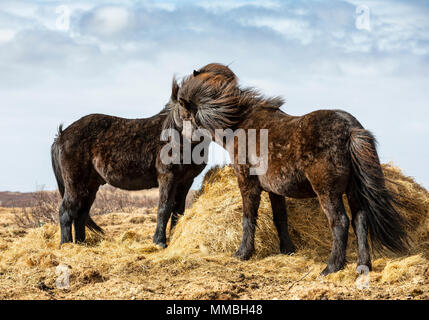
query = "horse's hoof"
xmin=280 ymin=244 xmax=296 ymax=255
xmin=320 ymin=267 xmax=332 ymax=276
xmin=59 ymin=240 xmax=73 ymax=249
xmin=320 ymin=264 xmax=344 ymax=276
xmin=152 ymin=234 xmax=167 ymax=248
xmin=154 ymin=242 xmax=167 ymax=249
xmin=356 ymin=263 xmax=372 ymax=273
xmin=234 ymin=249 xmax=253 ymax=261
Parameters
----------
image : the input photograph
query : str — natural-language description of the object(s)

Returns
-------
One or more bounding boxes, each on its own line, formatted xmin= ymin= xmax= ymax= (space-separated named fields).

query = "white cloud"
xmin=0 ymin=0 xmax=428 ymax=191
xmin=0 ymin=28 xmax=15 ymax=42
xmin=247 ymin=17 xmax=314 ymax=44
xmin=82 ymin=6 xmax=134 ymax=37
xmin=197 ymin=0 xmax=281 ymax=11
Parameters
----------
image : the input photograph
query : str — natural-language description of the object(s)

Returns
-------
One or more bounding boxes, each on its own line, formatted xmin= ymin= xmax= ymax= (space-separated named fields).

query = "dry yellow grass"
xmin=0 ymin=164 xmax=428 ymax=300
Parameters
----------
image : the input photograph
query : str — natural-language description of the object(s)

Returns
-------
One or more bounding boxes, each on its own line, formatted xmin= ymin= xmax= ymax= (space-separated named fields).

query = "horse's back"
xmin=54 ymin=113 xmax=163 ymax=191
xmin=257 ymin=108 xmax=364 ymax=197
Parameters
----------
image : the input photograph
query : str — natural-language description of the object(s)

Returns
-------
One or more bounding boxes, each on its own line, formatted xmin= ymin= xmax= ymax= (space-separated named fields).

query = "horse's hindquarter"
xmin=257 ymin=134 xmax=316 ymax=198
xmin=64 ymin=114 xmax=162 ymax=190
xmin=97 ymin=117 xmax=163 ymax=190
xmin=251 ymin=109 xmax=354 ymax=197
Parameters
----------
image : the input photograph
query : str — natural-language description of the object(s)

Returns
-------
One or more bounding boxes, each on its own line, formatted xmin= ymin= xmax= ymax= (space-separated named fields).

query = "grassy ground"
xmin=0 ymin=165 xmax=428 ymax=300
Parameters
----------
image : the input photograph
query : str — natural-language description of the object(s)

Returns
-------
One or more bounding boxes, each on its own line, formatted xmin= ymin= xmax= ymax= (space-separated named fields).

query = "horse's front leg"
xmin=153 ymin=172 xmax=176 ymax=248
xmin=269 ymin=192 xmax=296 ymax=254
xmin=170 ymin=178 xmax=193 ymax=233
xmin=234 ymin=176 xmax=261 ymax=260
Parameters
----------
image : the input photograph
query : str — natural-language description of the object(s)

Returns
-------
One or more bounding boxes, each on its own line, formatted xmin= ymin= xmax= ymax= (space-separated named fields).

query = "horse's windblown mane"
xmin=162 ymin=63 xmax=240 ymax=131
xmin=162 ymin=77 xmax=182 ymax=131
xmin=193 ymin=63 xmax=237 ymax=84
xmin=178 ymin=64 xmax=284 ymax=130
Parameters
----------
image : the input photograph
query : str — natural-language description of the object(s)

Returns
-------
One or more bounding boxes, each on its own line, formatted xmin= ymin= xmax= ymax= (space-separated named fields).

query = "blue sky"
xmin=0 ymin=0 xmax=428 ymax=192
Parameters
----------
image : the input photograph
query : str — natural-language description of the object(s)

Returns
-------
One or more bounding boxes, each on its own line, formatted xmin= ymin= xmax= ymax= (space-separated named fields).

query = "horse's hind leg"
xmin=318 ymin=193 xmax=350 ymax=275
xmin=59 ymin=196 xmax=74 ymax=244
xmin=73 ymin=192 xmax=96 ymax=243
xmin=59 ymin=190 xmax=83 ymax=245
xmin=59 ymin=194 xmax=85 ymax=245
xmin=269 ymin=192 xmax=295 ymax=254
xmin=347 ymin=193 xmax=371 ymax=270
xmin=73 ymin=185 xmax=99 ymax=243
xmin=73 ymin=211 xmax=87 ymax=244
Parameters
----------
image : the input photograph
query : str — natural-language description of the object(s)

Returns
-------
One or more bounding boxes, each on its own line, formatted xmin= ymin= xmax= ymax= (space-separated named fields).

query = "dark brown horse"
xmin=51 ymin=64 xmax=237 ymax=247
xmin=174 ymin=63 xmax=409 ymax=275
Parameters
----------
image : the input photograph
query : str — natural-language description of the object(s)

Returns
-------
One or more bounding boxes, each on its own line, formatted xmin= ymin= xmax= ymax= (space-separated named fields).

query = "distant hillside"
xmin=0 ymin=192 xmax=37 ymax=207
xmin=0 ymin=187 xmax=196 ymax=209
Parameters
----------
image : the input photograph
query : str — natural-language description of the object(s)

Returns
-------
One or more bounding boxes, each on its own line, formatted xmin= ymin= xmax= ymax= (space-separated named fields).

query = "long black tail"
xmin=51 ymin=125 xmax=104 ymax=235
xmin=348 ymin=128 xmax=409 ymax=254
xmin=51 ymin=125 xmax=65 ymax=198
xmin=86 ymin=216 xmax=105 ymax=235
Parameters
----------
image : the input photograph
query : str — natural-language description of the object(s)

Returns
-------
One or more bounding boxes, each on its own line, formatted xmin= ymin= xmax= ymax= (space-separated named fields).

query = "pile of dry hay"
xmin=0 ymin=163 xmax=427 ymax=299
xmin=167 ymin=164 xmax=429 ymax=270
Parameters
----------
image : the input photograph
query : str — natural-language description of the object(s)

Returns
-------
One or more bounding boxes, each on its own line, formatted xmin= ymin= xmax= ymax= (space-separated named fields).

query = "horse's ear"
xmin=171 ymin=77 xmax=179 ymax=102
xmin=193 ymin=70 xmax=201 ymax=77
